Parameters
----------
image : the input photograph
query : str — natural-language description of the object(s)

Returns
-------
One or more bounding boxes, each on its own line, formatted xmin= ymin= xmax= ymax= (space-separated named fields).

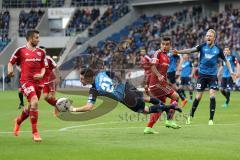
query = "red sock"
xmin=46 ymin=97 xmax=57 ymax=107
xmin=147 ymin=113 xmax=161 ymax=128
xmin=16 ymin=108 xmax=29 ymax=125
xmin=29 ymin=110 xmax=38 ymax=134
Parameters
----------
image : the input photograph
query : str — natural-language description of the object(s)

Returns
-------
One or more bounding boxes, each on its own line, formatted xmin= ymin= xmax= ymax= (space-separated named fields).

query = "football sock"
xmin=16 ymin=108 xmax=29 ymax=125
xmin=189 ymin=91 xmax=193 ymax=100
xmin=29 ymin=110 xmax=39 ymax=134
xmin=177 ymin=89 xmax=186 ymax=101
xmin=221 ymin=90 xmax=227 ymax=98
xmin=190 ymin=98 xmax=200 ymax=117
xmin=46 ymin=97 xmax=57 ymax=107
xmin=209 ymin=97 xmax=216 ymax=120
xmin=226 ymin=91 xmax=230 ymax=104
xmin=18 ymin=92 xmax=24 ymax=105
xmin=167 ymin=109 xmax=175 ymax=120
xmin=147 ymin=113 xmax=161 ymax=128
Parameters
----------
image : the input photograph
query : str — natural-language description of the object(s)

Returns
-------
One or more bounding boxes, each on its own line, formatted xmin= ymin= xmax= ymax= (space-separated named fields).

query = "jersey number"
xmin=100 ymin=77 xmax=114 ymax=93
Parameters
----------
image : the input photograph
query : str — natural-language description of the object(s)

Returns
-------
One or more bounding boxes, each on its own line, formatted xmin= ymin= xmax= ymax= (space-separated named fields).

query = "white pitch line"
xmin=0 ymin=122 xmax=239 ymax=134
xmin=58 ymin=121 xmax=123 ymax=131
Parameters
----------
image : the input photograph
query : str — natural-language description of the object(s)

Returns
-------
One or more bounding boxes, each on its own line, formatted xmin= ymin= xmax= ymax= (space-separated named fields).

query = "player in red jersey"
xmin=8 ymin=30 xmax=45 ymax=142
xmin=40 ymin=46 xmax=60 ymax=115
xmin=144 ymin=37 xmax=181 ymax=134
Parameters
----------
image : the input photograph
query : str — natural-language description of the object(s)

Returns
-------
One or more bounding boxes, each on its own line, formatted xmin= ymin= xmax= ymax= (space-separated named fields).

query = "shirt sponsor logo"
xmin=205 ymin=54 xmax=215 ymax=59
xmin=26 ymin=58 xmax=41 ymax=62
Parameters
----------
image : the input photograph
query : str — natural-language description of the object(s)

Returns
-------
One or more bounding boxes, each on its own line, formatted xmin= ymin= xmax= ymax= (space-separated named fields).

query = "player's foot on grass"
xmin=222 ymin=103 xmax=228 ymax=108
xmin=143 ymin=127 xmax=159 ymax=134
xmin=189 ymin=99 xmax=193 ymax=103
xmin=14 ymin=118 xmax=20 ymax=136
xmin=208 ymin=120 xmax=214 ymax=125
xmin=181 ymin=99 xmax=188 ymax=108
xmin=165 ymin=120 xmax=181 ymax=129
xmin=186 ymin=116 xmax=192 ymax=125
xmin=32 ymin=132 xmax=42 ymax=142
xmin=18 ymin=103 xmax=24 ymax=109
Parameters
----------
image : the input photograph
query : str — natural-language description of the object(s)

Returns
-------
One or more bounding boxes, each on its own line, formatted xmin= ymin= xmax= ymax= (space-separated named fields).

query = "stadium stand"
xmin=60 ymin=6 xmax=201 ymax=71
xmin=3 ymin=0 xmax=64 ymax=8
xmin=18 ymin=9 xmax=45 ymax=37
xmin=65 ymin=8 xmax=100 ymax=36
xmin=71 ymin=0 xmax=128 ymax=6
xmin=0 ymin=10 xmax=10 ymax=52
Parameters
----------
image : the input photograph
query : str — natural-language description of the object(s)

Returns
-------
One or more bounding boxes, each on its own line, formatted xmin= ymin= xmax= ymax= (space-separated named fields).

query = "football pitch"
xmin=0 ymin=90 xmax=239 ymax=160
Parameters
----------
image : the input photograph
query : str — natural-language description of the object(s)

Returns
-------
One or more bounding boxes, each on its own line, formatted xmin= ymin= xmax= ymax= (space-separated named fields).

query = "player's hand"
xmin=157 ymin=75 xmax=164 ymax=82
xmin=172 ymin=49 xmax=179 ymax=55
xmin=33 ymin=74 xmax=43 ymax=80
xmin=7 ymin=71 xmax=14 ymax=77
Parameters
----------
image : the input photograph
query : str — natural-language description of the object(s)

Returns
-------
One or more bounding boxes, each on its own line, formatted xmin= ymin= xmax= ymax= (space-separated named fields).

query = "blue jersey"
xmin=87 ymin=71 xmax=125 ymax=104
xmin=197 ymin=43 xmax=225 ymax=76
xmin=222 ymin=55 xmax=237 ymax=78
xmin=167 ymin=52 xmax=180 ymax=73
xmin=181 ymin=61 xmax=192 ymax=77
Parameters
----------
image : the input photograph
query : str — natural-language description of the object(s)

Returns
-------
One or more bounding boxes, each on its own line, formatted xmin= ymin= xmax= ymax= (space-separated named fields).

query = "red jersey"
xmin=9 ymin=45 xmax=46 ymax=84
xmin=149 ymin=50 xmax=170 ymax=86
xmin=43 ymin=56 xmax=57 ymax=84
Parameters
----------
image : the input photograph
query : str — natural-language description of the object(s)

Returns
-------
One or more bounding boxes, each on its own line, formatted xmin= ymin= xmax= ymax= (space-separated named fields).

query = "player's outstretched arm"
xmin=7 ymin=62 xmax=14 ymax=77
xmin=69 ymin=103 xmax=95 ymax=112
xmin=173 ymin=47 xmax=198 ymax=55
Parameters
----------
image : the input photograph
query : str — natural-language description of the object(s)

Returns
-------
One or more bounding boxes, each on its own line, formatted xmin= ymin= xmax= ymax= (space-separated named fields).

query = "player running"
xmin=144 ymin=37 xmax=182 ymax=134
xmin=218 ymin=47 xmax=239 ymax=108
xmin=8 ymin=30 xmax=46 ymax=142
xmin=177 ymin=54 xmax=194 ymax=102
xmin=68 ymin=68 xmax=182 ymax=116
xmin=167 ymin=52 xmax=188 ymax=107
xmin=173 ymin=29 xmax=235 ymax=125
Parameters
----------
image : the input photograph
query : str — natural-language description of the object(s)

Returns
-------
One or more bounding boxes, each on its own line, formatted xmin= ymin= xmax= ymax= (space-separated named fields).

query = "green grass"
xmin=0 ymin=90 xmax=240 ymax=160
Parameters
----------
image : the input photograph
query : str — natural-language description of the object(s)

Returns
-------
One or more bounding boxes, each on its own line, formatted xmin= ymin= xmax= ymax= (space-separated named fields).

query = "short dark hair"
xmin=80 ymin=68 xmax=95 ymax=78
xmin=162 ymin=36 xmax=171 ymax=42
xmin=26 ymin=29 xmax=39 ymax=41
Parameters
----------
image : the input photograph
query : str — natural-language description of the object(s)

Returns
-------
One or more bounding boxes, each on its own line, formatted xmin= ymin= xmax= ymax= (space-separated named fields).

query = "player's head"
xmin=160 ymin=36 xmax=171 ymax=53
xmin=140 ymin=48 xmax=146 ymax=56
xmin=26 ymin=29 xmax=40 ymax=47
xmin=205 ymin=29 xmax=216 ymax=46
xmin=223 ymin=47 xmax=231 ymax=55
xmin=80 ymin=68 xmax=95 ymax=86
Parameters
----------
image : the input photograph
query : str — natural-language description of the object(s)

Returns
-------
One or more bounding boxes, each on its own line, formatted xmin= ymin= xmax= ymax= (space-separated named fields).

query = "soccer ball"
xmin=56 ymin=97 xmax=71 ymax=112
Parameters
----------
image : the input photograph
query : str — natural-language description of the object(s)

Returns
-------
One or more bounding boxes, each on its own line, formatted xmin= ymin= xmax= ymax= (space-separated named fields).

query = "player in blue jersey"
xmin=173 ymin=29 xmax=235 ymax=125
xmin=69 ymin=68 xmax=182 ymax=115
xmin=218 ymin=47 xmax=239 ymax=108
xmin=178 ymin=54 xmax=194 ymax=102
xmin=167 ymin=52 xmax=188 ymax=107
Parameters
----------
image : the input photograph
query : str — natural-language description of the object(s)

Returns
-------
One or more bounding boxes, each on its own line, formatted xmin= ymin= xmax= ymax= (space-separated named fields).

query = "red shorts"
xmin=21 ymin=82 xmax=43 ymax=102
xmin=148 ymin=84 xmax=175 ymax=103
xmin=43 ymin=81 xmax=56 ymax=94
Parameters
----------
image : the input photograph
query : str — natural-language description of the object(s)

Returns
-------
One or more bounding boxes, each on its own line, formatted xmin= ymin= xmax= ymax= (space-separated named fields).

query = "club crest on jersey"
xmin=36 ymin=52 xmax=42 ymax=56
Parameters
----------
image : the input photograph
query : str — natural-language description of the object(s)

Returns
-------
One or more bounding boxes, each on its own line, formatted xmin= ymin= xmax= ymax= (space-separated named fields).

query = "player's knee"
xmin=30 ymin=97 xmax=39 ymax=109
